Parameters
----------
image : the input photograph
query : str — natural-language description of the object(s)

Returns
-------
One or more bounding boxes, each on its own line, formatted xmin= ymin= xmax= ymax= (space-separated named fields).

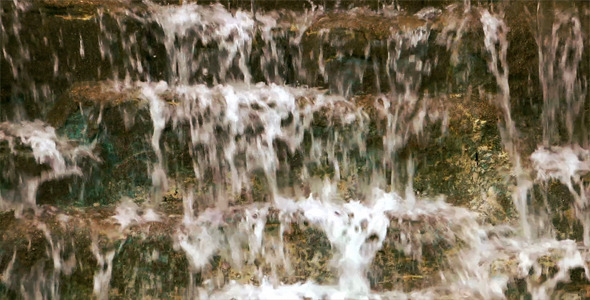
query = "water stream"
xmin=1 ymin=0 xmax=589 ymax=299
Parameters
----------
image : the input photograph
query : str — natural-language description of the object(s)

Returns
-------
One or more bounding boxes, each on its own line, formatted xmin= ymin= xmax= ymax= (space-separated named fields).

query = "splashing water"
xmin=1 ymin=0 xmax=589 ymax=299
xmin=149 ymin=3 xmax=256 ymax=84
xmin=532 ymin=146 xmax=590 ymax=246
xmin=534 ymin=8 xmax=586 ymax=146
xmin=0 ymin=120 xmax=97 ymax=216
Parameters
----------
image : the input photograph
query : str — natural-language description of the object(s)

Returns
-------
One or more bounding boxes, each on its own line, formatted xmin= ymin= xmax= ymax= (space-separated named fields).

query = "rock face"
xmin=37 ymin=0 xmax=128 ymax=10
xmin=307 ymin=11 xmax=427 ymax=41
xmin=42 ymin=79 xmax=509 ymax=211
xmin=1 ymin=0 xmax=590 ymax=298
xmin=2 ymin=197 xmax=589 ymax=298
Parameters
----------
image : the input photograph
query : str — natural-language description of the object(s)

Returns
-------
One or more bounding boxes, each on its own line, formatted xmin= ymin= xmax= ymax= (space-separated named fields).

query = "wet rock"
xmin=0 ymin=203 xmax=323 ymax=297
xmin=307 ymin=11 xmax=427 ymax=43
xmin=0 ymin=204 xmax=186 ymax=299
xmin=415 ymin=7 xmax=442 ymax=21
xmin=43 ymin=77 xmax=515 ymax=223
xmin=43 ymin=82 xmax=152 ymax=206
xmin=2 ymin=194 xmax=589 ymax=299
xmin=299 ymin=9 xmax=431 ymax=94
xmin=0 ymin=120 xmax=98 ymax=213
xmin=401 ymin=92 xmax=513 ymax=221
xmin=37 ymin=0 xmax=130 ymax=14
xmin=48 ymin=81 xmax=144 ymax=130
xmin=2 ymin=1 xmax=589 ymax=298
xmin=345 ymin=91 xmax=510 ymax=221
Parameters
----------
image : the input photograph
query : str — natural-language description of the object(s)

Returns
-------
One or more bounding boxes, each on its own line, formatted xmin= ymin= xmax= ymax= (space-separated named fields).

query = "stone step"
xmin=3 ymin=0 xmax=553 ymax=113
xmin=1 ymin=195 xmax=588 ymax=298
xmin=41 ymin=81 xmax=507 ymax=207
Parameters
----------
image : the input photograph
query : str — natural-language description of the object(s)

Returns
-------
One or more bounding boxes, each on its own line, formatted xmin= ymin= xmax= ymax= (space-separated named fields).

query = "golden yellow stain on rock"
xmin=308 ymin=12 xmax=427 ymax=41
xmin=54 ymin=14 xmax=94 ymax=21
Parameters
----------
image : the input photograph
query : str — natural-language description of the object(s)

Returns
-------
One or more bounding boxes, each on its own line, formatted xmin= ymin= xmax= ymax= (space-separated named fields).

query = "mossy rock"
xmin=36 ymin=0 xmax=130 ymax=16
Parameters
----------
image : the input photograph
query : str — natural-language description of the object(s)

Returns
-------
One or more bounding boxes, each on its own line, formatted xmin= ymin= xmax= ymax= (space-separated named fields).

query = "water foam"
xmin=0 ymin=121 xmax=97 ymax=216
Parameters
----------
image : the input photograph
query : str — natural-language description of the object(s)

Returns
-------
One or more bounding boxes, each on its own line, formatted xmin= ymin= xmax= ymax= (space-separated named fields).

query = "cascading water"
xmin=1 ymin=0 xmax=589 ymax=299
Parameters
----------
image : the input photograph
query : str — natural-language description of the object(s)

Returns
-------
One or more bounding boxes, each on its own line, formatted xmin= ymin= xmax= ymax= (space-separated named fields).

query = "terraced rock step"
xmin=2 ymin=1 xmax=589 ymax=298
xmin=3 ymin=0 xmax=547 ymax=115
xmin=10 ymin=77 xmax=546 ymax=231
xmin=42 ymin=81 xmax=509 ymax=208
xmin=1 ymin=191 xmax=588 ymax=298
xmin=35 ymin=0 xmax=456 ymax=13
xmin=5 ymin=0 xmax=574 ymax=137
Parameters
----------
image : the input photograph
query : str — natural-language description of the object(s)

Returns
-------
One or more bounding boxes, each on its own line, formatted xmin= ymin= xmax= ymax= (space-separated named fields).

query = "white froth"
xmin=0 ymin=121 xmax=97 ymax=215
xmin=112 ymin=197 xmax=162 ymax=230
xmin=531 ymin=145 xmax=590 ymax=183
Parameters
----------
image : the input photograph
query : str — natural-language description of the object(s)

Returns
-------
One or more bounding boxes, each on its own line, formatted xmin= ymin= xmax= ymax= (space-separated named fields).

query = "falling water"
xmin=1 ymin=0 xmax=589 ymax=299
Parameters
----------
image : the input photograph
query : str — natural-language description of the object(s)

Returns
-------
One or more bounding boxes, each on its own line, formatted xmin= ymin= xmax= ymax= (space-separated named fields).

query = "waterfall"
xmin=1 ymin=0 xmax=589 ymax=299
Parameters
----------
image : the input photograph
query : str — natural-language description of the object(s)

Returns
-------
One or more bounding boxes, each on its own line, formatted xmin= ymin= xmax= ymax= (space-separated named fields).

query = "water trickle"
xmin=480 ymin=9 xmax=535 ymax=241
xmin=91 ymin=239 xmax=117 ymax=300
xmin=0 ymin=121 xmax=97 ymax=216
xmin=149 ymin=3 xmax=256 ymax=84
xmin=1 ymin=0 xmax=589 ymax=299
xmin=534 ymin=8 xmax=586 ymax=146
xmin=532 ymin=145 xmax=590 ymax=246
